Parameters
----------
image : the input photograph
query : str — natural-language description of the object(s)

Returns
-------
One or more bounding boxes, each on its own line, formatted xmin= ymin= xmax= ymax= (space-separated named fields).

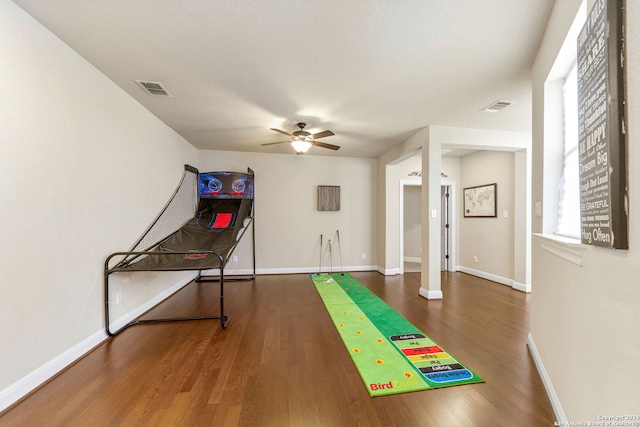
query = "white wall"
xmin=0 ymin=1 xmax=197 ymax=409
xmin=197 ymin=150 xmax=377 ymax=273
xmin=531 ymin=0 xmax=640 ymax=420
xmin=441 ymin=156 xmax=461 ymax=184
xmin=459 ymin=151 xmax=515 ymax=280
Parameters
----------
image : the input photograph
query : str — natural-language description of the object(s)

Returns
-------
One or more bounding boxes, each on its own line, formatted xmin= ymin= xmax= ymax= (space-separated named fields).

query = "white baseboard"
xmin=527 ymin=333 xmax=565 ymax=423
xmin=418 ymin=287 xmax=443 ymax=300
xmin=457 ymin=265 xmax=530 ymax=293
xmin=199 ymin=267 xmax=255 ymax=276
xmin=512 ymin=280 xmax=531 ymax=293
xmin=198 ymin=265 xmax=383 ymax=278
xmin=378 ymin=266 xmax=400 ymax=275
xmin=403 ymin=256 xmax=421 ymax=263
xmin=250 ymin=265 xmax=378 ymax=276
xmin=0 ymin=329 xmax=106 ymax=413
xmin=0 ymin=273 xmax=198 ymax=413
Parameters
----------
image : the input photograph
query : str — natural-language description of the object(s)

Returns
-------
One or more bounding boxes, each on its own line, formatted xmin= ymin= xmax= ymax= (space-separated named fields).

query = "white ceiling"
xmin=13 ymin=0 xmax=554 ymax=158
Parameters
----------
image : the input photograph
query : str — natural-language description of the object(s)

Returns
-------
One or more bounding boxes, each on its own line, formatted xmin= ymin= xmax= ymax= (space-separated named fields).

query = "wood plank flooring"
xmin=0 ymin=271 xmax=555 ymax=426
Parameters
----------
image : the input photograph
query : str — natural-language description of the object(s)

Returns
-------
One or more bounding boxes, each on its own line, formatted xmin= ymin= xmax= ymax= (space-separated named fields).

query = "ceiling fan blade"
xmin=311 ymin=130 xmax=334 ymax=139
xmin=261 ymin=140 xmax=291 ymax=146
xmin=270 ymin=128 xmax=293 ymax=137
xmin=311 ymin=140 xmax=340 ymax=150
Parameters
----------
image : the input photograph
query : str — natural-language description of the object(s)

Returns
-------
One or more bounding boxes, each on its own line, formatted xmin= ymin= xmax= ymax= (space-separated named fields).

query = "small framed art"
xmin=318 ymin=185 xmax=340 ymax=211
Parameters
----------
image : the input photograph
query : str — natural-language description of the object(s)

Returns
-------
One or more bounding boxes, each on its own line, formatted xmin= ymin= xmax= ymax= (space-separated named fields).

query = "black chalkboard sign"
xmin=577 ymin=0 xmax=628 ymax=249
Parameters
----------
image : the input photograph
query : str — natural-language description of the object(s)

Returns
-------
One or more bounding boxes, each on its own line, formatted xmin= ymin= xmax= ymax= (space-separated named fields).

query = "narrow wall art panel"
xmin=577 ymin=0 xmax=628 ymax=249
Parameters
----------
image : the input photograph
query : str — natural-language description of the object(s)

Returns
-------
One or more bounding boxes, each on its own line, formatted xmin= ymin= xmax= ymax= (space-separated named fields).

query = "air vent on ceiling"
xmin=481 ymin=100 xmax=512 ymax=113
xmin=135 ymin=80 xmax=172 ymax=97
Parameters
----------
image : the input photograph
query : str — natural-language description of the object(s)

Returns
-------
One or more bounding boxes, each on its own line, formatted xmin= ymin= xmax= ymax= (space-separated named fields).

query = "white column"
xmin=419 ymin=128 xmax=443 ymax=299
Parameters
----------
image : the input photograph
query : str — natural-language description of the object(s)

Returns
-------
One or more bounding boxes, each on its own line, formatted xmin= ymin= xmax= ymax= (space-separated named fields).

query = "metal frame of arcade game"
xmin=103 ymin=165 xmax=255 ymax=336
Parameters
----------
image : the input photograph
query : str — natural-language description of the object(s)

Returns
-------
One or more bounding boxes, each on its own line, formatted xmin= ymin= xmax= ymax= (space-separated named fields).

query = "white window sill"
xmin=533 ymin=233 xmax=587 ymax=266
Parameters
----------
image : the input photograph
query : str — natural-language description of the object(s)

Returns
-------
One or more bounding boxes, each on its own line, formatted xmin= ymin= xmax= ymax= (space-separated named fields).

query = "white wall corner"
xmin=418 ymin=287 xmax=443 ymax=300
xmin=527 ymin=333 xmax=566 ymax=424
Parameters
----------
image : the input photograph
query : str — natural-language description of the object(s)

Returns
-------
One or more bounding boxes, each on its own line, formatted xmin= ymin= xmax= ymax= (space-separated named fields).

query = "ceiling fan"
xmin=261 ymin=122 xmax=339 ymax=154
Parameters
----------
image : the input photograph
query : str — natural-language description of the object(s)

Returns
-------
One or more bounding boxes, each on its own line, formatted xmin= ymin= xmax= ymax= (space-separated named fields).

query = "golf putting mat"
xmin=310 ymin=273 xmax=483 ymax=397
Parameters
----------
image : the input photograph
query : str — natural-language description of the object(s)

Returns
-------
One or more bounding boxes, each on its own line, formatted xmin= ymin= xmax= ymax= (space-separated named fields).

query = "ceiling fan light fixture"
xmin=291 ymin=139 xmax=312 ymax=153
xmin=263 ymin=122 xmax=338 ymax=153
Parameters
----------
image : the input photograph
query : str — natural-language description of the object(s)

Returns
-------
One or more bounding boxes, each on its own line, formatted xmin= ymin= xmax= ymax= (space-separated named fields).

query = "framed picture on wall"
xmin=463 ymin=183 xmax=497 ymax=217
xmin=318 ymin=185 xmax=340 ymax=211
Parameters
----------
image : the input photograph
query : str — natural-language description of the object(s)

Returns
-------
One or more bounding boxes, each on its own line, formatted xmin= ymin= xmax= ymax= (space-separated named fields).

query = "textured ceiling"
xmin=13 ymin=0 xmax=554 ymax=158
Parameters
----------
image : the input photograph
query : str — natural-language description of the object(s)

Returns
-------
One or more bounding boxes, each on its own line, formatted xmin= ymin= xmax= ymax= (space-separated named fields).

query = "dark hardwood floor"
xmin=0 ymin=271 xmax=555 ymax=426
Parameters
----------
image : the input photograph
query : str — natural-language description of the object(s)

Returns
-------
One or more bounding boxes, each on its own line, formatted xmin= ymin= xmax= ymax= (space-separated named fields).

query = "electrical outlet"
xmin=362 ymin=253 xmax=367 ymax=260
xmin=473 ymin=256 xmax=478 ymax=263
xmin=232 ymin=255 xmax=238 ymax=263
xmin=116 ymin=292 xmax=122 ymax=304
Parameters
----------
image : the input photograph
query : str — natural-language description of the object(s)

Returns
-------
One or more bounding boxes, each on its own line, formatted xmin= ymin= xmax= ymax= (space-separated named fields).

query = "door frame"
xmin=399 ymin=180 xmax=457 ymax=274
xmin=440 ymin=181 xmax=457 ymax=272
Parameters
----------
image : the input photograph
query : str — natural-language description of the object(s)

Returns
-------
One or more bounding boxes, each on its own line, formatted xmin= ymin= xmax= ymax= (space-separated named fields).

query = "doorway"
xmin=399 ymin=180 xmax=456 ymax=274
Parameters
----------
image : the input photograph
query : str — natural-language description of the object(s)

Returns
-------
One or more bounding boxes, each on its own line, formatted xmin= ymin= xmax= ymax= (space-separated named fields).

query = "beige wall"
xmin=403 ymin=185 xmax=421 ymax=260
xmin=0 ymin=0 xmax=198 ymax=407
xmin=441 ymin=156 xmax=461 ymax=184
xmin=0 ymin=2 xmax=377 ymax=410
xmin=531 ymin=0 xmax=640 ymax=420
xmin=197 ymin=150 xmax=377 ymax=273
xmin=459 ymin=151 xmax=515 ymax=280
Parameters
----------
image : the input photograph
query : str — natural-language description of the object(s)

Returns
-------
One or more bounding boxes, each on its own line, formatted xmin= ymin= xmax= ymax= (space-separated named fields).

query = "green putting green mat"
xmin=310 ymin=273 xmax=484 ymax=397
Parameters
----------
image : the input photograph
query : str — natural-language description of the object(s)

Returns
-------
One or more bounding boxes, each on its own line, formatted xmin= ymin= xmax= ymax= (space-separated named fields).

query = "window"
xmin=556 ymin=64 xmax=581 ymax=239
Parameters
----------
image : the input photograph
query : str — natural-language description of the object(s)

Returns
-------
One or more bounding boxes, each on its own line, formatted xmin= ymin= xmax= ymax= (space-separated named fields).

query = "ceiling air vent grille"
xmin=135 ymin=80 xmax=172 ymax=97
xmin=481 ymin=100 xmax=512 ymax=113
